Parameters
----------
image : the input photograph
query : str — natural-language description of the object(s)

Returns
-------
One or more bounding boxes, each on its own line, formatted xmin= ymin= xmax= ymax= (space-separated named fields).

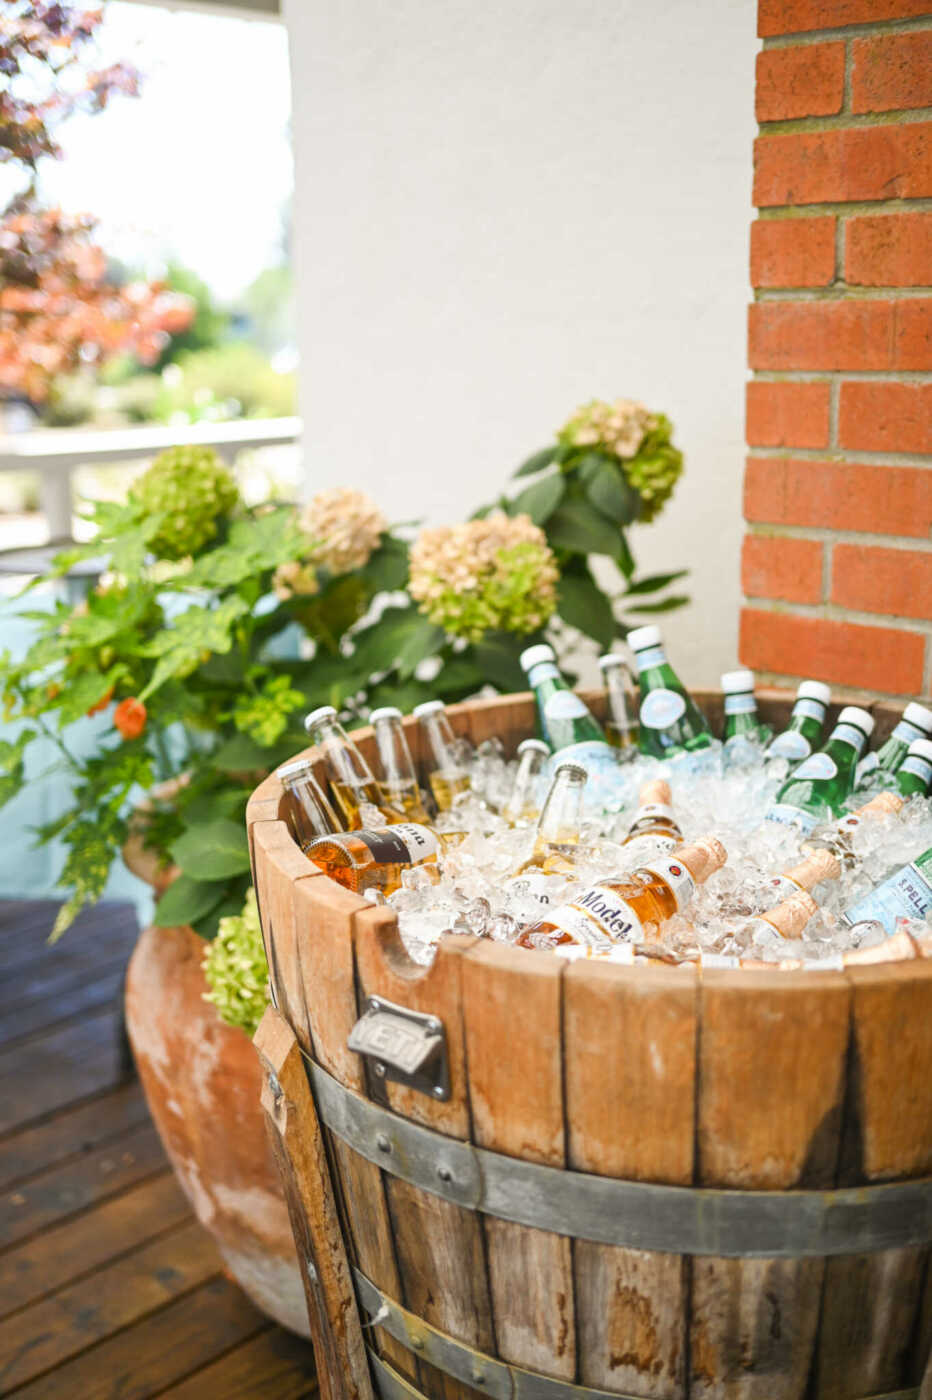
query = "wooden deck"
xmin=0 ymin=899 xmax=318 ymax=1399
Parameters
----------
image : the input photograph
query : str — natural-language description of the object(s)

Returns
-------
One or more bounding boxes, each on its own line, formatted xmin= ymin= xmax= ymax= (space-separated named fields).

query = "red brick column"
xmin=741 ymin=0 xmax=932 ymax=700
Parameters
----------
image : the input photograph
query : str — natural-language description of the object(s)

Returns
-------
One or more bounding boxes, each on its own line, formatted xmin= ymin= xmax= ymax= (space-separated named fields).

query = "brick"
xmin=832 ymin=542 xmax=932 ymax=620
xmin=748 ymin=298 xmax=932 ymax=371
xmin=838 ymin=381 xmax=932 ymax=453
xmin=742 ymin=534 xmax=824 ymax=603
xmin=846 ymin=212 xmax=932 ymax=287
xmin=746 ymin=380 xmax=832 ymax=447
xmin=751 ymin=217 xmax=836 ymax=287
xmin=744 ymin=457 xmax=932 ymax=538
xmin=739 ymin=608 xmax=926 ymax=695
xmin=760 ymin=0 xmax=932 ymax=37
xmin=756 ymin=42 xmax=845 ymax=122
xmin=754 ymin=124 xmax=932 ymax=207
xmin=852 ymin=31 xmax=932 ymax=114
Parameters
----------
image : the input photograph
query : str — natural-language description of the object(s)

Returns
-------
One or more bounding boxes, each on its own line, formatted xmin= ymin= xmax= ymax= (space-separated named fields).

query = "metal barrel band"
xmin=305 ymin=1053 xmax=932 ymax=1259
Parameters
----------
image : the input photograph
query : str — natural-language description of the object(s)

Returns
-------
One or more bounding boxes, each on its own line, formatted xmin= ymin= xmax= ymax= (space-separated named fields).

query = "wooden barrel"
xmin=249 ymin=689 xmax=932 ymax=1400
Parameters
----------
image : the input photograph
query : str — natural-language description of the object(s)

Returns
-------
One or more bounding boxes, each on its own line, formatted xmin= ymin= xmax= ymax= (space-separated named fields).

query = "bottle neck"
xmin=633 ymin=645 xmax=667 ymax=673
xmin=423 ymin=714 xmax=466 ymax=775
xmin=314 ymin=721 xmax=376 ymax=786
xmin=536 ymin=773 xmax=586 ymax=845
xmin=374 ymin=718 xmax=417 ymax=785
xmin=827 ymin=723 xmax=869 ymax=759
xmin=724 ymin=691 xmax=758 ymax=717
xmin=528 ymin=660 xmax=560 ymax=688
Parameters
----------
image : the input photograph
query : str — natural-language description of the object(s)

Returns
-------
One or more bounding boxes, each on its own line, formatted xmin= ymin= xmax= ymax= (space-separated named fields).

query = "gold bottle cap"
xmin=855 ymin=791 xmax=905 ymax=819
xmin=677 ymin=836 xmax=727 ymax=885
xmin=759 ymin=890 xmax=818 ymax=940
xmin=845 ymin=929 xmax=919 ymax=965
xmin=639 ymin=777 xmax=673 ymax=808
xmin=785 ymin=847 xmax=842 ymax=887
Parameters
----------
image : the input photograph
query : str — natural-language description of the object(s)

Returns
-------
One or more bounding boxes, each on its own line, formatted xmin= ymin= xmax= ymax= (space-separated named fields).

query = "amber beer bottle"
xmin=765 ymin=847 xmax=841 ymax=901
xmin=621 ymin=778 xmax=682 ymax=863
xmin=370 ymin=706 xmax=430 ymax=822
xmin=305 ymin=822 xmax=439 ymax=896
xmin=517 ymin=837 xmax=726 ymax=951
xmin=278 ymin=758 xmax=342 ymax=851
xmin=512 ymin=762 xmax=587 ymax=876
xmin=413 ymin=700 xmax=471 ymax=811
xmin=304 ymin=706 xmax=404 ymax=828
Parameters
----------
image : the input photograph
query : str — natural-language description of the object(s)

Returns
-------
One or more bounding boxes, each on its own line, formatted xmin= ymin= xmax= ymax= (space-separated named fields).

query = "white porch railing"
xmin=0 ymin=416 xmax=302 ymax=538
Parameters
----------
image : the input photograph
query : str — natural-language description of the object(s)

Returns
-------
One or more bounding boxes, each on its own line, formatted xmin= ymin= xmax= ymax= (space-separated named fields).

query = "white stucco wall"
xmin=284 ymin=0 xmax=757 ymax=685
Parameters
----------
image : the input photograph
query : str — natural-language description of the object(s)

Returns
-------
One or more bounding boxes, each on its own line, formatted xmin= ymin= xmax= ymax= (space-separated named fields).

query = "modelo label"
xmin=641 ymin=854 xmax=696 ymax=910
xmin=358 ymin=823 xmax=438 ymax=864
xmin=640 ymin=688 xmax=686 ymax=730
xmin=768 ymin=730 xmax=812 ymax=761
xmin=544 ymin=691 xmax=589 ymax=720
xmin=724 ymin=693 xmax=757 ymax=715
xmin=550 ymin=886 xmax=644 ymax=945
xmin=768 ymin=872 xmax=802 ymax=898
xmin=765 ymin=803 xmax=820 ymax=834
xmin=843 ymin=862 xmax=932 ymax=933
xmin=629 ymin=802 xmax=676 ymax=825
xmin=792 ymin=752 xmax=838 ymax=782
xmin=503 ymin=873 xmax=555 ymax=905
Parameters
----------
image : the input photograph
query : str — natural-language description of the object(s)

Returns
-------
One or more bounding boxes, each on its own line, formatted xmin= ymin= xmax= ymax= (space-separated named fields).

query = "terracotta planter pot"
xmin=125 ymin=921 xmax=310 ymax=1339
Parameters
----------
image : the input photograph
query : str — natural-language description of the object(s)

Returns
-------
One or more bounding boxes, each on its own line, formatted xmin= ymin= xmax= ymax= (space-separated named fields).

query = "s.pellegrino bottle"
xmin=842 ymin=845 xmax=932 ymax=934
xmin=765 ymin=706 xmax=874 ymax=834
xmin=627 ymin=625 xmax=713 ymax=758
xmin=855 ymin=701 xmax=932 ymax=792
xmin=519 ymin=645 xmax=619 ymax=784
xmin=764 ymin=681 xmax=831 ymax=767
xmin=897 ymin=739 xmax=932 ymax=798
xmin=721 ymin=669 xmax=772 ymax=769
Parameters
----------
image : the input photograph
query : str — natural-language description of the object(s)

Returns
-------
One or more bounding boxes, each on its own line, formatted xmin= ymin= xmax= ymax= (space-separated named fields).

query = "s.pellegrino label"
xmin=357 ymin=823 xmax=438 ymax=863
xmin=842 ymin=847 xmax=932 ymax=933
xmin=765 ymin=803 xmax=821 ymax=834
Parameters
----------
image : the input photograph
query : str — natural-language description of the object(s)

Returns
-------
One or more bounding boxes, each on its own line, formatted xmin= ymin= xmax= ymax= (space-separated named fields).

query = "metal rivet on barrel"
xmin=374 ymin=1062 xmax=386 ymax=1078
xmin=437 ymin=1165 xmax=452 ymax=1183
xmin=410 ymin=1335 xmax=424 ymax=1350
xmin=432 ymin=1084 xmax=444 ymax=1098
xmin=426 ymin=1017 xmax=441 ymax=1034
xmin=376 ymin=1133 xmax=391 ymax=1154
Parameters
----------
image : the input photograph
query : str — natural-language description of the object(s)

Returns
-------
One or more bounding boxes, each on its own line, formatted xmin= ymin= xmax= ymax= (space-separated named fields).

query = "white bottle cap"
xmin=721 ymin=669 xmax=755 ymax=693
xmin=838 ymin=706 xmax=874 ymax=737
xmin=277 ymin=757 xmax=314 ymax=781
xmin=519 ymin=643 xmax=555 ymax=671
xmin=369 ymin=706 xmax=402 ymax=722
xmin=597 ymin=653 xmax=626 ymax=672
xmin=413 ymin=699 xmax=444 ymax=719
xmin=903 ymin=702 xmax=932 ymax=734
xmin=798 ymin=680 xmax=832 ymax=705
xmin=305 ymin=705 xmax=337 ymax=732
xmin=517 ymin=738 xmax=550 ymax=755
xmin=626 ymin=625 xmax=662 ymax=652
xmin=908 ymin=738 xmax=932 ymax=760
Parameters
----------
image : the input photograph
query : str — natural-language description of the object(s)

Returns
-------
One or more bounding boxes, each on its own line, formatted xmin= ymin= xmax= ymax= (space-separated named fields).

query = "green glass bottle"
xmin=842 ymin=844 xmax=932 ymax=934
xmin=765 ymin=706 xmax=874 ymax=834
xmin=764 ymin=680 xmax=831 ymax=767
xmin=896 ymin=739 xmax=932 ymax=799
xmin=627 ymin=625 xmax=713 ymax=758
xmin=721 ymin=669 xmax=773 ymax=768
xmin=519 ymin=644 xmax=620 ymax=785
xmin=855 ymin=701 xmax=932 ymax=792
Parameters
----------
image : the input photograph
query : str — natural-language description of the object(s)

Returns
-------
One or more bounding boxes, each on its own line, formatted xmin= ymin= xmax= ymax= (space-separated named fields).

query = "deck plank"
xmin=157 ymin=1327 xmax=319 ymax=1399
xmin=0 ymin=1008 xmax=129 ymax=1137
xmin=0 ymin=959 xmax=128 ymax=1050
xmin=0 ymin=1081 xmax=150 ymax=1192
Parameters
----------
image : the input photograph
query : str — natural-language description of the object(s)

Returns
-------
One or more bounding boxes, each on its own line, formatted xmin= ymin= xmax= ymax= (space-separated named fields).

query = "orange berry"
xmin=86 ymin=687 xmax=114 ymax=717
xmin=114 ymin=697 xmax=147 ymax=740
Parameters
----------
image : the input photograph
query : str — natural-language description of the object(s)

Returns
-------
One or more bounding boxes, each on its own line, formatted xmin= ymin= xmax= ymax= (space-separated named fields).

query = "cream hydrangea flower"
xmin=300 ymin=487 xmax=387 ymax=575
xmin=559 ymin=398 xmax=654 ymax=460
xmin=272 ymin=559 xmax=320 ymax=601
xmin=409 ymin=512 xmax=558 ymax=642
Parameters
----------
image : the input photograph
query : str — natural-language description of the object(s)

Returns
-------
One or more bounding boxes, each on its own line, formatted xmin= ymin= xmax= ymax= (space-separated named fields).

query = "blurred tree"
xmin=239 ymin=264 xmax=294 ymax=356
xmin=0 ymin=2 xmax=192 ymax=403
xmin=154 ymin=263 xmax=230 ymax=369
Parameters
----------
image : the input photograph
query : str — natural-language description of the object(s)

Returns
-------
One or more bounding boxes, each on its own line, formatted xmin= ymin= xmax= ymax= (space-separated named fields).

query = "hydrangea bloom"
xmin=558 ymin=399 xmax=683 ymax=523
xmin=201 ymin=889 xmax=268 ymax=1036
xmin=130 ymin=445 xmax=239 ymax=560
xmin=409 ymin=512 xmax=558 ymax=642
xmin=300 ymin=486 xmax=387 ymax=575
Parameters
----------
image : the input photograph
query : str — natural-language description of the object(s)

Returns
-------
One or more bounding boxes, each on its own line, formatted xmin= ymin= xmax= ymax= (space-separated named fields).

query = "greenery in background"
xmin=0 ymin=400 xmax=686 ymax=1025
xmin=201 ymin=889 xmax=267 ymax=1035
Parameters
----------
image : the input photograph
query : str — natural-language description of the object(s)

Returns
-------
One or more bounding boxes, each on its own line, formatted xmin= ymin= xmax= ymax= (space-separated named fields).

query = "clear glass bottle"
xmin=897 ymin=739 xmax=932 ymax=798
xmin=412 ymin=700 xmax=471 ymax=811
xmin=502 ymin=738 xmax=549 ymax=826
xmin=304 ymin=705 xmax=405 ymax=829
xmin=305 ymin=822 xmax=439 ymax=896
xmin=516 ymin=836 xmax=726 ymax=951
xmin=841 ymin=844 xmax=932 ymax=934
xmin=748 ymin=889 xmax=819 ymax=948
xmin=513 ymin=762 xmax=587 ymax=876
xmin=370 ymin=706 xmax=431 ymax=822
xmin=598 ymin=653 xmax=639 ymax=757
xmin=721 ymin=668 xmax=772 ymax=768
xmin=621 ymin=778 xmax=682 ymax=864
xmin=627 ymin=625 xmax=714 ymax=758
xmin=855 ymin=701 xmax=932 ymax=792
xmin=519 ymin=644 xmax=618 ymax=780
xmin=278 ymin=758 xmax=343 ymax=851
xmin=764 ymin=680 xmax=831 ymax=767
xmin=765 ymin=707 xmax=874 ymax=834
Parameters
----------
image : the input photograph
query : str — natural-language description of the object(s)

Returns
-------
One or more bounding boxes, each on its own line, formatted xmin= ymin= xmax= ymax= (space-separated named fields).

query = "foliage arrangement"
xmin=0 ymin=398 xmax=686 ymax=983
xmin=201 ymin=889 xmax=268 ymax=1036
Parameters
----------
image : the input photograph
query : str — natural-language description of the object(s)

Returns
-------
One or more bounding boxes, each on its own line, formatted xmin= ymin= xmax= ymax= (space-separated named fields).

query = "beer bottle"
xmin=412 ymin=700 xmax=471 ymax=811
xmin=765 ymin=847 xmax=841 ymax=901
xmin=721 ymin=668 xmax=772 ymax=767
xmin=502 ymin=738 xmax=550 ymax=826
xmin=278 ymin=758 xmax=343 ymax=851
xmin=513 ymin=762 xmax=587 ymax=876
xmin=621 ymin=778 xmax=682 ymax=863
xmin=764 ymin=681 xmax=831 ymax=766
xmin=855 ymin=701 xmax=932 ymax=792
xmin=626 ymin=625 xmax=714 ymax=758
xmin=370 ymin=706 xmax=430 ymax=822
xmin=748 ymin=889 xmax=819 ymax=946
xmin=897 ymin=739 xmax=932 ymax=798
xmin=305 ymin=822 xmax=440 ymax=897
xmin=304 ymin=705 xmax=404 ymax=829
xmin=516 ymin=836 xmax=726 ymax=952
xmin=765 ymin=707 xmax=874 ymax=834
xmin=802 ymin=791 xmax=904 ymax=869
xmin=598 ymin=653 xmax=639 ymax=756
xmin=841 ymin=845 xmax=932 ymax=935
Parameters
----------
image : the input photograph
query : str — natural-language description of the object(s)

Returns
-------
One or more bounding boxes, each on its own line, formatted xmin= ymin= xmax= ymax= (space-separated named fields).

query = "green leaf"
xmin=395 ymin=617 xmax=446 ymax=680
xmin=154 ymin=874 xmax=229 ymax=928
xmin=545 ymin=499 xmax=623 ymax=559
xmin=616 ymin=529 xmax=635 ymax=579
xmin=184 ymin=508 xmax=304 ymax=590
xmin=510 ymin=474 xmax=565 ymax=526
xmin=574 ymin=451 xmax=614 ymax=487
xmin=138 ymin=596 xmax=249 ymax=700
xmin=365 ymin=535 xmax=409 ymax=593
xmin=624 ymin=569 xmax=690 ymax=596
xmin=432 ymin=654 xmax=485 ymax=700
xmin=212 ymin=731 xmax=299 ymax=773
xmin=470 ymin=634 xmax=527 ymax=692
xmin=513 ymin=446 xmax=558 ymax=479
xmin=584 ymin=461 xmax=639 ymax=525
xmin=557 ymin=572 xmax=616 ymax=650
xmin=171 ymin=818 xmax=252 ymax=880
xmin=626 ymin=594 xmax=691 ymax=615
xmin=349 ymin=605 xmax=428 ymax=679
xmin=193 ymin=888 xmax=250 ymax=941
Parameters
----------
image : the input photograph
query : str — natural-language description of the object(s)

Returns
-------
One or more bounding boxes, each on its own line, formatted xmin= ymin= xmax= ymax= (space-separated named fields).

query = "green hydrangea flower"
xmin=201 ymin=889 xmax=268 ymax=1036
xmin=624 ymin=414 xmax=684 ymax=522
xmin=233 ymin=674 xmax=305 ymax=747
xmin=130 ymin=446 xmax=239 ymax=560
